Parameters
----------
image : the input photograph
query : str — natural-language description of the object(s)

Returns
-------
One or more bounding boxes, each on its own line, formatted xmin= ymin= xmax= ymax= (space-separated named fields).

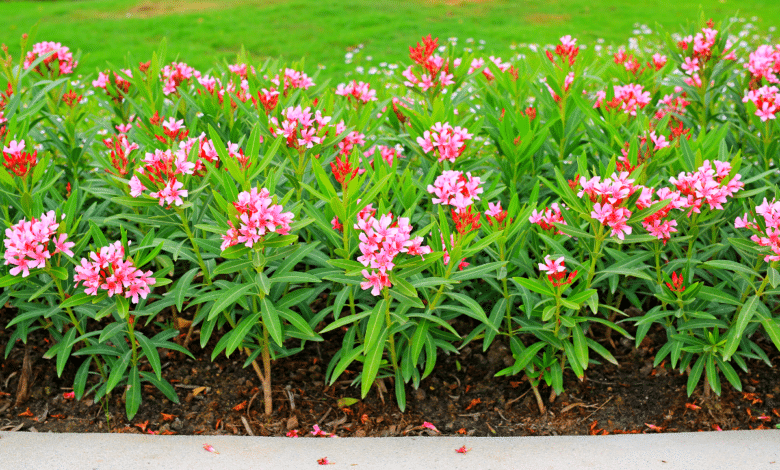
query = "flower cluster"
xmin=529 ymin=203 xmax=567 ymax=235
xmin=103 ymin=129 xmax=140 ymax=177
xmin=73 ymin=241 xmax=155 ymax=303
xmin=485 ymin=201 xmax=509 ymax=228
xmin=578 ymin=172 xmax=638 ymax=240
xmin=743 ymin=85 xmax=780 ymax=122
xmin=24 ymin=42 xmax=77 ymax=76
xmin=427 ymin=171 xmax=483 ymax=211
xmin=354 ymin=205 xmax=431 ymax=296
xmin=129 ymin=147 xmax=195 ymax=207
xmin=269 ymin=68 xmax=315 ymax=93
xmin=613 ymin=49 xmax=667 ymax=75
xmin=2 ymin=139 xmax=37 ymax=178
xmin=595 ymin=84 xmax=652 ymax=116
xmin=363 ymin=144 xmax=403 ymax=168
xmin=161 ymin=62 xmax=199 ymax=95
xmin=221 ymin=188 xmax=294 ymax=250
xmin=745 ymin=44 xmax=780 ymax=87
xmin=417 ymin=122 xmax=473 ymax=163
xmin=546 ymin=35 xmax=580 ymax=67
xmin=92 ymin=69 xmax=133 ymax=102
xmin=335 ymin=80 xmax=377 ymax=104
xmin=677 ymin=25 xmax=736 ymax=87
xmin=468 ymin=56 xmax=511 ymax=80
xmin=403 ymin=35 xmax=455 ymax=91
xmin=3 ymin=211 xmax=73 ymax=277
xmin=668 ymin=159 xmax=743 ymax=214
xmin=666 ymin=271 xmax=685 ymax=292
xmin=735 ymin=198 xmax=780 ymax=262
xmin=538 ymin=255 xmax=577 ymax=287
xmin=270 ymin=105 xmax=331 ymax=149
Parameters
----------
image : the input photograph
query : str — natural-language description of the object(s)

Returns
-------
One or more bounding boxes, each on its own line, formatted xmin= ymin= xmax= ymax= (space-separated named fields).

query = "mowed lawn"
xmin=2 ymin=0 xmax=779 ymax=77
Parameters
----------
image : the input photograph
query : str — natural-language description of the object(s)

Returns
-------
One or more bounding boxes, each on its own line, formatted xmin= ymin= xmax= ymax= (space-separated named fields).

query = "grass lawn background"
xmin=1 ymin=0 xmax=778 ymax=78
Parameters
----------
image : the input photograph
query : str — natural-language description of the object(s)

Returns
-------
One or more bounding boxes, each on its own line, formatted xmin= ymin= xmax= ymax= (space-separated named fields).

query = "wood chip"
xmin=240 ymin=416 xmax=254 ymax=436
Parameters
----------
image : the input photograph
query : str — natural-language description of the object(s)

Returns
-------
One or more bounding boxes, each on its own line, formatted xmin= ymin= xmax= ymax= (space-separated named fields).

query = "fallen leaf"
xmin=337 ymin=397 xmax=359 ymax=407
xmin=465 ymin=398 xmax=481 ymax=411
xmin=18 ymin=408 xmax=33 ymax=417
xmin=685 ymin=403 xmax=700 ymax=411
xmin=192 ymin=386 xmax=207 ymax=396
xmin=456 ymin=445 xmax=472 ymax=454
xmin=645 ymin=423 xmax=664 ymax=432
xmin=50 ymin=414 xmax=66 ymax=419
xmin=317 ymin=457 xmax=334 ymax=465
xmin=713 ymin=424 xmax=723 ymax=431
xmin=161 ymin=413 xmax=175 ymax=421
xmin=134 ymin=420 xmax=149 ymax=433
xmin=203 ymin=443 xmax=219 ymax=454
xmin=232 ymin=401 xmax=247 ymax=412
xmin=457 ymin=428 xmax=467 ymax=435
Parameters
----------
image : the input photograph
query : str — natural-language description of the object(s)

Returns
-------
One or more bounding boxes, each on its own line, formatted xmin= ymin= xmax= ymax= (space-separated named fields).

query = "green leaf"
xmin=445 ymin=292 xmax=494 ymax=331
xmin=73 ymin=357 xmax=92 ymax=400
xmin=361 ymin=327 xmax=389 ymax=398
xmin=586 ymin=337 xmax=618 ymax=365
xmin=0 ymin=274 xmax=23 ymax=288
xmin=60 ymin=293 xmax=97 ymax=309
xmin=139 ymin=371 xmax=180 ymax=403
xmin=171 ymin=267 xmax=200 ymax=312
xmin=699 ymin=260 xmax=758 ymax=277
xmin=106 ymin=350 xmax=132 ymax=395
xmin=213 ymin=259 xmax=254 ymax=276
xmin=687 ymin=355 xmax=706 ymax=396
xmin=511 ymin=276 xmax=554 ymax=296
xmin=56 ymin=328 xmax=77 ymax=377
xmin=572 ymin=324 xmax=589 ymax=370
xmin=225 ymin=311 xmax=261 ymax=356
xmin=768 ymin=267 xmax=780 ymax=289
xmin=207 ymin=284 xmax=255 ymax=321
xmin=126 ymin=366 xmax=141 ymax=420
xmin=260 ymin=297 xmax=284 ymax=347
xmin=270 ymin=272 xmax=321 ymax=284
xmin=277 ymin=308 xmax=320 ymax=339
xmin=135 ymin=332 xmax=162 ymax=380
xmin=706 ymin=355 xmax=721 ymax=396
xmin=449 ymin=261 xmax=505 ymax=281
xmin=698 ymin=286 xmax=741 ymax=306
xmin=723 ymin=295 xmax=760 ymax=361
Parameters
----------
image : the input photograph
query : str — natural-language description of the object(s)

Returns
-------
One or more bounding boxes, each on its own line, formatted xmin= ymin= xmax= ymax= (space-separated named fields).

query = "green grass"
xmin=2 ymin=0 xmax=779 ymax=78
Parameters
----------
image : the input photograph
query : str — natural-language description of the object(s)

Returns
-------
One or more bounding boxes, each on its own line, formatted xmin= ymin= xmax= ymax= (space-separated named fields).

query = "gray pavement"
xmin=0 ymin=430 xmax=778 ymax=469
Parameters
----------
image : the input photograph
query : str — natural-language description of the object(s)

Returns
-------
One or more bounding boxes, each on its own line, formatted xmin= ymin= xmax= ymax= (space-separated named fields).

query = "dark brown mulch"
xmin=1 ymin=306 xmax=778 ymax=437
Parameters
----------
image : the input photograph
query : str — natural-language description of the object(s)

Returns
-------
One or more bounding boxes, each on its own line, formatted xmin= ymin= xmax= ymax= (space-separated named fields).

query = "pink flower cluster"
xmin=427 ymin=170 xmax=483 ymax=211
xmin=3 ymin=211 xmax=74 ymax=277
xmin=221 ymin=188 xmax=294 ymax=250
xmin=270 ymin=105 xmax=331 ymax=149
xmin=417 ymin=122 xmax=473 ymax=163
xmin=335 ymin=80 xmax=377 ymax=104
xmin=745 ymin=44 xmax=780 ymax=85
xmin=129 ymin=146 xmax=195 ymax=207
xmin=538 ymin=255 xmax=577 ymax=287
xmin=354 ymin=204 xmax=431 ymax=296
xmin=529 ymin=202 xmax=567 ymax=235
xmin=546 ymin=35 xmax=580 ymax=67
xmin=73 ymin=241 xmax=155 ymax=304
xmin=743 ymin=85 xmax=780 ymax=122
xmin=363 ymin=144 xmax=403 ymax=168
xmin=2 ymin=139 xmax=37 ymax=178
xmin=269 ymin=68 xmax=315 ymax=92
xmin=668 ymin=160 xmax=743 ymax=214
xmin=677 ymin=26 xmax=736 ymax=87
xmin=595 ymin=84 xmax=651 ymax=116
xmin=161 ymin=62 xmax=200 ymax=96
xmin=468 ymin=56 xmax=511 ymax=80
xmin=579 ymin=172 xmax=638 ymax=240
xmin=735 ymin=198 xmax=780 ymax=262
xmin=24 ymin=42 xmax=77 ymax=75
xmin=403 ymin=35 xmax=455 ymax=92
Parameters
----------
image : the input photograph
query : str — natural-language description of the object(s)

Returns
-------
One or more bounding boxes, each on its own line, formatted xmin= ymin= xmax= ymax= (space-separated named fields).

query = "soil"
xmin=1 ymin=306 xmax=779 ymax=437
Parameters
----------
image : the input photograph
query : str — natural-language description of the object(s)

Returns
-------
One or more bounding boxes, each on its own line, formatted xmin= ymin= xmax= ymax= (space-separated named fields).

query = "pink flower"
xmin=73 ymin=240 xmax=155 ymax=303
xmin=538 ymin=255 xmax=566 ymax=276
xmin=360 ymin=269 xmax=391 ymax=296
xmin=422 ymin=421 xmax=439 ymax=432
xmin=311 ymin=424 xmax=330 ymax=437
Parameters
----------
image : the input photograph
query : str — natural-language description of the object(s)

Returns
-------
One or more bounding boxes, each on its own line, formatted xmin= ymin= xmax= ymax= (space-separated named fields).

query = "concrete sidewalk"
xmin=1 ymin=430 xmax=778 ymax=469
